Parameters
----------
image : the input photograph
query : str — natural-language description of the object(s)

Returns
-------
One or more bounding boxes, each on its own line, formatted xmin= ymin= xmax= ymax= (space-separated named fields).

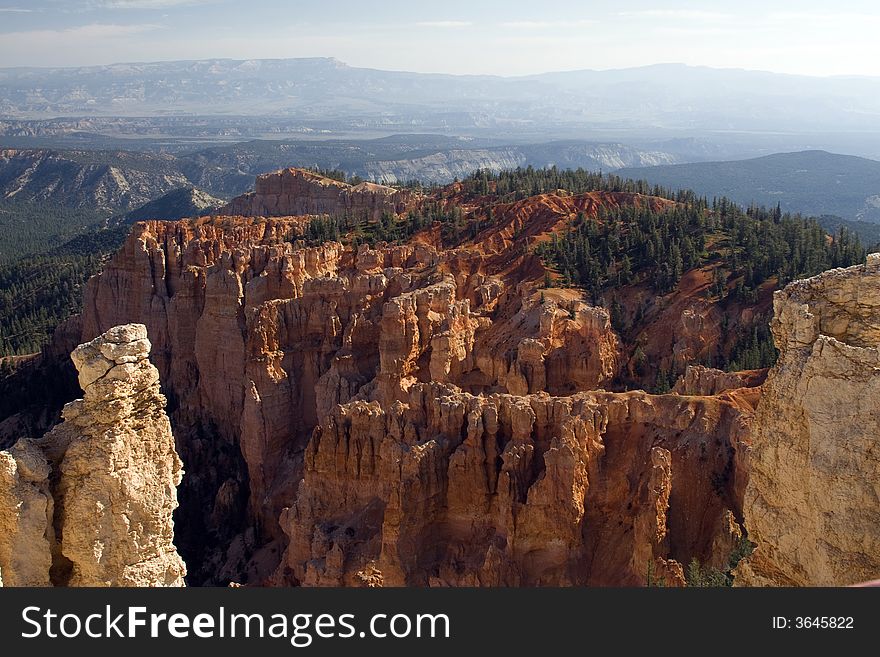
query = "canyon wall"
xmin=6 ymin=169 xmax=878 ymax=587
xmin=736 ymin=255 xmax=880 ymax=586
xmin=45 ymin=178 xmax=766 ymax=585
xmin=0 ymin=324 xmax=185 ymax=587
xmin=280 ymin=385 xmax=754 ymax=586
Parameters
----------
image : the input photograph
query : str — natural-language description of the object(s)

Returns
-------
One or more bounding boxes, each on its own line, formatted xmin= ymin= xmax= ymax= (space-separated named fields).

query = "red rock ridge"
xmin=220 ymin=168 xmax=419 ymax=220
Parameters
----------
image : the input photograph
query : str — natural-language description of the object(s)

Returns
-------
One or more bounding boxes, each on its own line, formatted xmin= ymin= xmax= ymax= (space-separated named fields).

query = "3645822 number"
xmin=794 ymin=617 xmax=854 ymax=629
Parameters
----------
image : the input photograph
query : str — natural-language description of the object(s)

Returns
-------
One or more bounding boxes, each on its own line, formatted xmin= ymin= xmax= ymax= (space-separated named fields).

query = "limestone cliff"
xmin=0 ymin=324 xmax=186 ymax=587
xmin=736 ymin=254 xmax=880 ymax=586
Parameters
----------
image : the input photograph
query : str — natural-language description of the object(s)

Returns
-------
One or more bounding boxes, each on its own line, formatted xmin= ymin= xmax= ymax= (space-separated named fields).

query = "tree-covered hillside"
xmin=0 ymin=226 xmax=128 ymax=356
xmin=0 ymin=199 xmax=108 ymax=264
xmin=536 ymin=200 xmax=865 ymax=299
xmin=617 ymin=150 xmax=880 ymax=223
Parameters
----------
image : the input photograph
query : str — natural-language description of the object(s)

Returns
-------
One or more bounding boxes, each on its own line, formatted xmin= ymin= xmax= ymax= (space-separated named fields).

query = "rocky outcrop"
xmin=474 ymin=296 xmax=621 ymax=397
xmin=0 ymin=439 xmax=53 ymax=586
xmin=279 ymin=385 xmax=754 ymax=586
xmin=220 ymin=168 xmax=417 ymax=220
xmin=673 ymin=365 xmax=767 ymax=396
xmin=736 ymin=254 xmax=880 ymax=586
xmin=0 ymin=324 xmax=186 ymax=587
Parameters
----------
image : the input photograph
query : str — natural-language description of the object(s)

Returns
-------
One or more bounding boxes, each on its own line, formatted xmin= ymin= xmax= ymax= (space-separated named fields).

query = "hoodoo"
xmin=0 ymin=324 xmax=185 ymax=587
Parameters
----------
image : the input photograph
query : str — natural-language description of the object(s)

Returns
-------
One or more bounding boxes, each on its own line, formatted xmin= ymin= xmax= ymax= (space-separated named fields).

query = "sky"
xmin=0 ymin=0 xmax=879 ymax=77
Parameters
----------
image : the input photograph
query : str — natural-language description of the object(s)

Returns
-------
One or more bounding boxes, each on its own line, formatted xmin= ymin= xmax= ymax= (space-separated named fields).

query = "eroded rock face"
xmin=30 ymin=178 xmax=880 ymax=588
xmin=220 ymin=168 xmax=417 ymax=220
xmin=278 ymin=384 xmax=754 ymax=586
xmin=673 ymin=365 xmax=767 ymax=396
xmin=72 ymin=214 xmax=631 ymax=583
xmin=0 ymin=439 xmax=53 ymax=586
xmin=39 ymin=324 xmax=186 ymax=587
xmin=736 ymin=255 xmax=880 ymax=586
xmin=0 ymin=325 xmax=187 ymax=587
xmin=14 ymin=167 xmax=880 ymax=587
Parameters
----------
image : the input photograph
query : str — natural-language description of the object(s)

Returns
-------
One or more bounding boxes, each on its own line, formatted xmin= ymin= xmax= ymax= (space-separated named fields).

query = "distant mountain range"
xmin=3 ymin=58 xmax=880 ymax=159
xmin=5 ymin=144 xmax=876 ymax=224
xmin=0 ymin=148 xmax=191 ymax=213
xmin=0 ymin=136 xmax=684 ymax=263
xmin=617 ymin=151 xmax=880 ymax=223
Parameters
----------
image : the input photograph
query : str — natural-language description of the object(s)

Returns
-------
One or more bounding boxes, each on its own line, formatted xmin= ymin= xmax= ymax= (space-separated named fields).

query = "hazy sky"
xmin=1 ymin=0 xmax=879 ymax=77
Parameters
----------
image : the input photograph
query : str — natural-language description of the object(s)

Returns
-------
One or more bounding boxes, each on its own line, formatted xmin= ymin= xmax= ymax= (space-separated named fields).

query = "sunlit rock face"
xmin=736 ymin=255 xmax=880 ymax=586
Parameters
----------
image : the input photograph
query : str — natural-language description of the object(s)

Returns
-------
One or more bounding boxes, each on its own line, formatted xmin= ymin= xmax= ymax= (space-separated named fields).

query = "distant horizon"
xmin=1 ymin=1 xmax=879 ymax=77
xmin=3 ymin=56 xmax=880 ymax=81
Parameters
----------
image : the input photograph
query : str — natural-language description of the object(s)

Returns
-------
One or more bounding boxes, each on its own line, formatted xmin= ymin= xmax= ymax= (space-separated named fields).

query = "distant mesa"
xmin=220 ymin=167 xmax=418 ymax=219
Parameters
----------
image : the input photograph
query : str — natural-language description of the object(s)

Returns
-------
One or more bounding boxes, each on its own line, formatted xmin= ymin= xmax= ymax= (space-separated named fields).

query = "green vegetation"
xmin=685 ymin=534 xmax=756 ymax=587
xmin=645 ymin=560 xmax=665 ymax=588
xmin=535 ymin=204 xmax=705 ymax=298
xmin=532 ymin=189 xmax=864 ymax=375
xmin=535 ymin=199 xmax=865 ymax=302
xmin=298 ymin=203 xmax=467 ymax=248
xmin=725 ymin=321 xmax=777 ymax=371
xmin=0 ymin=199 xmax=109 ymax=264
xmin=617 ymin=150 xmax=880 ymax=223
xmin=458 ymin=165 xmax=695 ymax=203
xmin=0 ymin=226 xmax=128 ymax=357
xmin=298 ymin=163 xmax=686 ymax=256
xmin=652 ymin=369 xmax=674 ymax=394
xmin=685 ymin=558 xmax=730 ymax=587
xmin=818 ymin=215 xmax=880 ymax=250
xmin=647 ymin=533 xmax=755 ymax=587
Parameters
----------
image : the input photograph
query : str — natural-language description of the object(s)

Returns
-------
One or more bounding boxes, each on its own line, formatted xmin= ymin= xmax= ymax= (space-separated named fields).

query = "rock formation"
xmin=0 ymin=324 xmax=186 ymax=587
xmin=9 ymin=168 xmax=878 ymax=588
xmin=0 ymin=439 xmax=53 ymax=586
xmin=17 ymin=172 xmax=775 ymax=586
xmin=220 ymin=168 xmax=417 ymax=220
xmin=673 ymin=365 xmax=768 ymax=396
xmin=69 ymin=209 xmax=648 ymax=583
xmin=736 ymin=255 xmax=880 ymax=586
xmin=280 ymin=385 xmax=754 ymax=586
